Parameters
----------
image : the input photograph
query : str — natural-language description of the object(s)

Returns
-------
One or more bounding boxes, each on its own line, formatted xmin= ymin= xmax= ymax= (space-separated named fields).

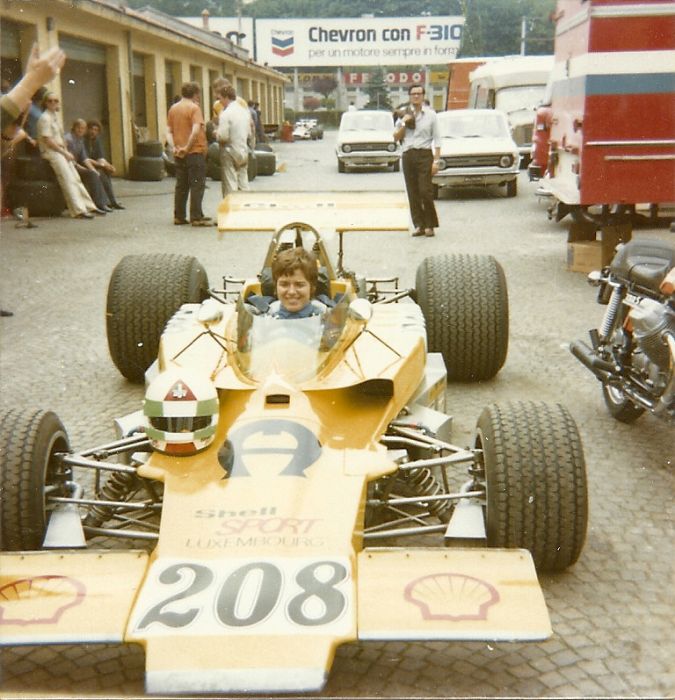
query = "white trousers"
xmin=220 ymin=145 xmax=250 ymax=198
xmin=43 ymin=152 xmax=96 ymax=217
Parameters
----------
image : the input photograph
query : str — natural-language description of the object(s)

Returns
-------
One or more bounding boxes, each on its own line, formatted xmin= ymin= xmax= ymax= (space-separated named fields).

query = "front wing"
xmin=1 ymin=547 xmax=550 ymax=692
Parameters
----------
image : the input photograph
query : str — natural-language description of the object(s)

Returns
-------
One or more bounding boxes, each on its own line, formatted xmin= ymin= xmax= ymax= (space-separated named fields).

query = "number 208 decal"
xmin=129 ymin=557 xmax=352 ymax=637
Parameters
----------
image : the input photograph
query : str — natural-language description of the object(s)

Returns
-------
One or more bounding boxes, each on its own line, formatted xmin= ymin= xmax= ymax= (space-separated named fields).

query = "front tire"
xmin=415 ymin=254 xmax=509 ymax=381
xmin=476 ymin=401 xmax=588 ymax=572
xmin=106 ymin=254 xmax=209 ymax=382
xmin=338 ymin=160 xmax=346 ymax=173
xmin=602 ymin=383 xmax=645 ymax=423
xmin=506 ymin=179 xmax=517 ymax=197
xmin=0 ymin=409 xmax=70 ymax=551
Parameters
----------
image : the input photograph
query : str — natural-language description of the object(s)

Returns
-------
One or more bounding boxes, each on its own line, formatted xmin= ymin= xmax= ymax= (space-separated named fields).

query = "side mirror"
xmin=198 ymin=298 xmax=224 ymax=328
xmin=348 ymin=298 xmax=373 ymax=324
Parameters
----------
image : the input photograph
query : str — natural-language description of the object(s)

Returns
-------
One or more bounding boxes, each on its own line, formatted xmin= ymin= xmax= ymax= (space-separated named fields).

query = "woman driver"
xmin=269 ymin=247 xmax=327 ymax=319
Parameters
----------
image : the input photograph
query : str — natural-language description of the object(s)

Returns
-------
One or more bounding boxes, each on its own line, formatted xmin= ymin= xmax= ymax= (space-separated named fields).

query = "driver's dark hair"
xmin=272 ymin=247 xmax=318 ymax=295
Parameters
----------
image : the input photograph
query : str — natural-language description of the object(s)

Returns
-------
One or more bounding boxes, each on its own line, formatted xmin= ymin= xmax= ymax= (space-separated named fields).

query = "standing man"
xmin=216 ymin=85 xmax=251 ymax=197
xmin=166 ymin=81 xmax=210 ymax=226
xmin=394 ymin=84 xmax=441 ymax=237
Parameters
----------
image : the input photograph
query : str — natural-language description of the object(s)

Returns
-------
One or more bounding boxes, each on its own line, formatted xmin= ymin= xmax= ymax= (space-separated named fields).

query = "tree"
xmin=364 ymin=67 xmax=392 ymax=110
xmin=311 ymin=76 xmax=338 ymax=105
xmin=303 ymin=95 xmax=321 ymax=111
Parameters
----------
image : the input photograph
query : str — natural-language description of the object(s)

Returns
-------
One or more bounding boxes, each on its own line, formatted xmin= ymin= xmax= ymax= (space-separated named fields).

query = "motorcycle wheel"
xmin=476 ymin=401 xmax=588 ymax=572
xmin=602 ymin=383 xmax=645 ymax=423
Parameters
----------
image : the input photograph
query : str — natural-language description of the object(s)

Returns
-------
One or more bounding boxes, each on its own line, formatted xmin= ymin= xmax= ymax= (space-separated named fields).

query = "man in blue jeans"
xmin=166 ymin=82 xmax=211 ymax=226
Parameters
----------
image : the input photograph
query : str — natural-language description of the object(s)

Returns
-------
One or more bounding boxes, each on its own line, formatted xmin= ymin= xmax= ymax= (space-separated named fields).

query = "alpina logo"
xmin=271 ymin=30 xmax=294 ymax=57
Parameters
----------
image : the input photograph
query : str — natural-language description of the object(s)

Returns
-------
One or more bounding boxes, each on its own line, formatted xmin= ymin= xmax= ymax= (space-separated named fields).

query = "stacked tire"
xmin=255 ymin=143 xmax=276 ymax=176
xmin=7 ymin=156 xmax=66 ymax=217
xmin=128 ymin=140 xmax=165 ymax=181
xmin=206 ymin=142 xmax=258 ymax=182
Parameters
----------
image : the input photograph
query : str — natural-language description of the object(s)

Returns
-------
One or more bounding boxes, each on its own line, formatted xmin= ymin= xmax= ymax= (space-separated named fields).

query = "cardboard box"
xmin=567 ymin=240 xmax=607 ymax=273
xmin=566 ymin=223 xmax=632 ymax=273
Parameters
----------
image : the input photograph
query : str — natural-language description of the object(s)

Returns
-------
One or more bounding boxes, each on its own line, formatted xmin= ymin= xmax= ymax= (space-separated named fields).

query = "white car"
xmin=432 ymin=109 xmax=520 ymax=198
xmin=292 ymin=121 xmax=311 ymax=140
xmin=336 ymin=110 xmax=400 ymax=173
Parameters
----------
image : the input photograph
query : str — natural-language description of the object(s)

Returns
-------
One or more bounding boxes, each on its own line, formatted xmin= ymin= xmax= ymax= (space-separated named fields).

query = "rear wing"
xmin=217 ymin=191 xmax=410 ymax=234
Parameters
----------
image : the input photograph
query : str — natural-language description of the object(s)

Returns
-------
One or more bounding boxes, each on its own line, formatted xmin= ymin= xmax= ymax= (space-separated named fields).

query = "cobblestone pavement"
xmin=0 ymin=132 xmax=673 ymax=698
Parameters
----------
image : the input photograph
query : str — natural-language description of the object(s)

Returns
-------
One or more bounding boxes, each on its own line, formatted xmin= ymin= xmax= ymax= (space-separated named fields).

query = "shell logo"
xmin=0 ymin=575 xmax=86 ymax=626
xmin=403 ymin=573 xmax=499 ymax=622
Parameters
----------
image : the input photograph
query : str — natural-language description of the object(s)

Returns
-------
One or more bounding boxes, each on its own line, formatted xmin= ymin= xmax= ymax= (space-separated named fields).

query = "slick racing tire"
xmin=128 ymin=155 xmax=164 ymax=181
xmin=476 ymin=401 xmax=588 ymax=572
xmin=16 ymin=156 xmax=57 ymax=181
xmin=255 ymin=150 xmax=276 ymax=175
xmin=106 ymin=254 xmax=209 ymax=383
xmin=415 ymin=254 xmax=509 ymax=381
xmin=7 ymin=180 xmax=66 ymax=217
xmin=0 ymin=409 xmax=70 ymax=551
xmin=602 ymin=382 xmax=646 ymax=423
xmin=135 ymin=140 xmax=164 ymax=158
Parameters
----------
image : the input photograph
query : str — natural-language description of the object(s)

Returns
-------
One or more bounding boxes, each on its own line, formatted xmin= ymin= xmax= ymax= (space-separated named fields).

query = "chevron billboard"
xmin=256 ymin=16 xmax=464 ymax=68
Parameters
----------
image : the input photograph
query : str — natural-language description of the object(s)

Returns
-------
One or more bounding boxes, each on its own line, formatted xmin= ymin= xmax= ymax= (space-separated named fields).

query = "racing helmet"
xmin=143 ymin=368 xmax=219 ymax=455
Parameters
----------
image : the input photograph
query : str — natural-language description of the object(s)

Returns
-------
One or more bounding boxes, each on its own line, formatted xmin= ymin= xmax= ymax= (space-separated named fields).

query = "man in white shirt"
xmin=216 ymin=85 xmax=252 ymax=197
xmin=393 ymin=84 xmax=441 ymax=237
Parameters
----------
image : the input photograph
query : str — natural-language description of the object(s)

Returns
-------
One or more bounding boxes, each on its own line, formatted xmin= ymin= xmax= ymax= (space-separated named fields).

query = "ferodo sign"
xmin=256 ymin=16 xmax=464 ymax=67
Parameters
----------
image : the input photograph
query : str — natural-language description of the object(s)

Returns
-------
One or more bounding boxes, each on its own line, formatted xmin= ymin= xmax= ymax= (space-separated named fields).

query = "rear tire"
xmin=602 ymin=383 xmax=645 ymax=423
xmin=476 ymin=401 xmax=588 ymax=572
xmin=106 ymin=254 xmax=209 ymax=382
xmin=0 ymin=409 xmax=70 ymax=551
xmin=415 ymin=254 xmax=509 ymax=381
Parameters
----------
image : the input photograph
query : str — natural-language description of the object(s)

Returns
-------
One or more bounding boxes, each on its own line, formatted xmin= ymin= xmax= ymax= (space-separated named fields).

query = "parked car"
xmin=336 ymin=110 xmax=400 ymax=173
xmin=432 ymin=108 xmax=520 ymax=198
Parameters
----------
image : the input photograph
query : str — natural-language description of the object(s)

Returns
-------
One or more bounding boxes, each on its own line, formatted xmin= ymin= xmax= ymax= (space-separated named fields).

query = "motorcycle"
xmin=570 ymin=239 xmax=675 ymax=423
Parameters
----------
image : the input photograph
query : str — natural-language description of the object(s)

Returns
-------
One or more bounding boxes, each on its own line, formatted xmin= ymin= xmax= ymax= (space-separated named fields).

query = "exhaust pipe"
xmin=569 ymin=340 xmax=616 ymax=378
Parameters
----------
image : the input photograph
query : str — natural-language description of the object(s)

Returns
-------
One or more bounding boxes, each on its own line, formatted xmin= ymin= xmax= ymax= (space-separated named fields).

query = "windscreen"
xmin=235 ymin=295 xmax=350 ymax=383
xmin=495 ymin=85 xmax=546 ymax=114
xmin=340 ymin=111 xmax=394 ymax=132
xmin=437 ymin=112 xmax=508 ymax=139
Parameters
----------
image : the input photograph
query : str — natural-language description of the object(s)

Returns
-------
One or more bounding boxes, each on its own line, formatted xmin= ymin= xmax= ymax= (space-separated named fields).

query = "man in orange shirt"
xmin=166 ymin=81 xmax=210 ymax=226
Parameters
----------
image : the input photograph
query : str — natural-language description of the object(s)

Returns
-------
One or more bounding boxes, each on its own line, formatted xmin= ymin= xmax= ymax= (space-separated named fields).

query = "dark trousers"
xmin=402 ymin=148 xmax=439 ymax=230
xmin=174 ymin=152 xmax=206 ymax=222
xmin=97 ymin=169 xmax=119 ymax=206
xmin=79 ymin=168 xmax=110 ymax=210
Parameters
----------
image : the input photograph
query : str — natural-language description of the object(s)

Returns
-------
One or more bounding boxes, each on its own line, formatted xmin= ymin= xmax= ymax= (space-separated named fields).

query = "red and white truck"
xmin=544 ymin=0 xmax=675 ymax=228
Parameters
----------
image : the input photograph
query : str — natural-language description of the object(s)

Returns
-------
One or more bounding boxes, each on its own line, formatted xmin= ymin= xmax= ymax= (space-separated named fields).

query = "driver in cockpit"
xmin=268 ymin=247 xmax=327 ymax=319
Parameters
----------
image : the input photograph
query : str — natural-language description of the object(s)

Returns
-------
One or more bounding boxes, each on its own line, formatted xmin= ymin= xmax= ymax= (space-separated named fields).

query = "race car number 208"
xmin=127 ymin=557 xmax=353 ymax=638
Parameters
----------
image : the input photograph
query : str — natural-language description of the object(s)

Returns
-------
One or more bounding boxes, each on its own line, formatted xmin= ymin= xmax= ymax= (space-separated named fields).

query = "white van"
xmin=468 ymin=55 xmax=553 ymax=165
xmin=335 ymin=110 xmax=400 ymax=173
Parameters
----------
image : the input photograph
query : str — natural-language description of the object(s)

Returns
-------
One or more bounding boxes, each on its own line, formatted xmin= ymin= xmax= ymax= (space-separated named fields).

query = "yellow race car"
xmin=0 ymin=193 xmax=587 ymax=694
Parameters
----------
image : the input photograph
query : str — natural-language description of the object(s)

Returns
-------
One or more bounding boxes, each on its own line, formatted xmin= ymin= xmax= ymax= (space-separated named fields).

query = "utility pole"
xmin=520 ymin=16 xmax=527 ymax=55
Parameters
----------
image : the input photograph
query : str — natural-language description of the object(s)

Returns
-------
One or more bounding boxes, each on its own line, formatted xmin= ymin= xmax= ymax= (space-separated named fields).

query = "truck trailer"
xmin=544 ymin=0 xmax=675 ymax=228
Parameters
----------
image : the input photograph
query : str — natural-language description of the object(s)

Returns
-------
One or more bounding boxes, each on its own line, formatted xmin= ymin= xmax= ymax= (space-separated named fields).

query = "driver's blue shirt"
xmin=269 ymin=300 xmax=326 ymax=319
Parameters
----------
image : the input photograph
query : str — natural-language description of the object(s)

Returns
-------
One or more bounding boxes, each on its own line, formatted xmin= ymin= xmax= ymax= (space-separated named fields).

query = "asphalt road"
xmin=1 ymin=130 xmax=673 ymax=699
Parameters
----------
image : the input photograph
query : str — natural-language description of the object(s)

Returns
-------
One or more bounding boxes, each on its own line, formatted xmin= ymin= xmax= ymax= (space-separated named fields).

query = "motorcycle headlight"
xmin=387 ymin=143 xmax=396 ymax=152
xmin=437 ymin=158 xmax=446 ymax=170
xmin=342 ymin=144 xmax=352 ymax=154
xmin=499 ymin=155 xmax=513 ymax=168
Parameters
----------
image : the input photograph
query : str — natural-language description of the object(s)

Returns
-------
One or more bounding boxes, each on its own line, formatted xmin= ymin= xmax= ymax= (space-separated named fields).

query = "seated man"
xmin=246 ymin=247 xmax=327 ymax=319
xmin=84 ymin=119 xmax=124 ymax=209
xmin=65 ymin=118 xmax=111 ymax=212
